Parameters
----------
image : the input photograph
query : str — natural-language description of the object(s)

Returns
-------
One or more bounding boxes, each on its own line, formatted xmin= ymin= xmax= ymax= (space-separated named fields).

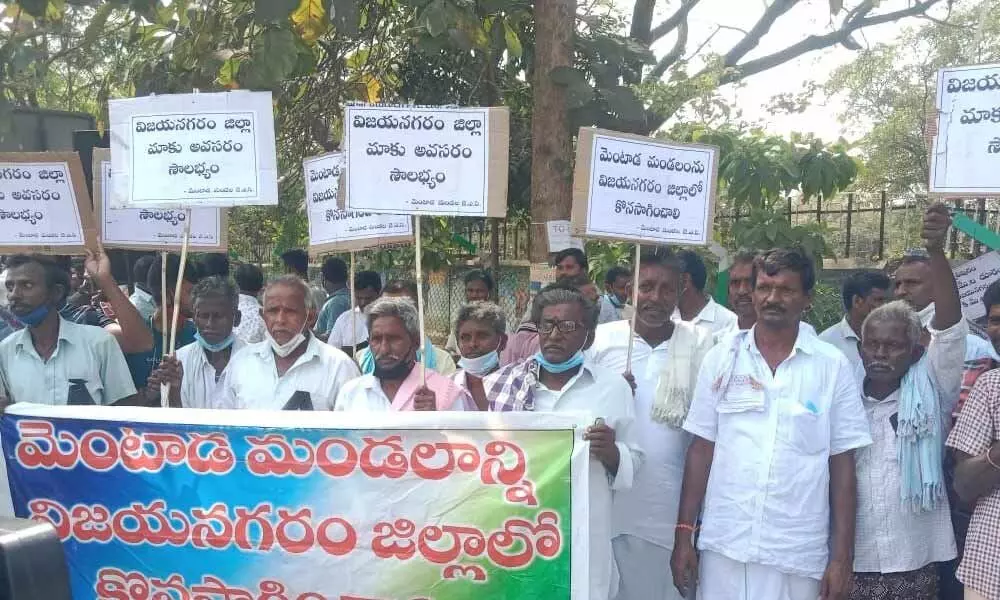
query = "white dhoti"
xmin=698 ymin=550 xmax=820 ymax=600
xmin=612 ymin=535 xmax=687 ymax=600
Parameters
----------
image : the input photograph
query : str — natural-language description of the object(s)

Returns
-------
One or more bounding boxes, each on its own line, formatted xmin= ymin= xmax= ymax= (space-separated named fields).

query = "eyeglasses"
xmin=538 ymin=319 xmax=583 ymax=334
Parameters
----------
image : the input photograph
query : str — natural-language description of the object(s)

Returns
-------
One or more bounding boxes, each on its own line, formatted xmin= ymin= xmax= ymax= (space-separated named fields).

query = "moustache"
xmin=867 ymin=362 xmax=893 ymax=372
xmin=761 ymin=304 xmax=786 ymax=312
xmin=375 ymin=354 xmax=403 ymax=363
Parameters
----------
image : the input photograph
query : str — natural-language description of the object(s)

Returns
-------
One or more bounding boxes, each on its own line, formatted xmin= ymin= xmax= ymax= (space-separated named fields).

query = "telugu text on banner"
xmin=1 ymin=406 xmax=588 ymax=600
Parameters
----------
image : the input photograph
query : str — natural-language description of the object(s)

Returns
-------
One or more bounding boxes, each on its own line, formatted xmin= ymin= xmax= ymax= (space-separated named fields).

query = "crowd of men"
xmin=0 ymin=203 xmax=998 ymax=600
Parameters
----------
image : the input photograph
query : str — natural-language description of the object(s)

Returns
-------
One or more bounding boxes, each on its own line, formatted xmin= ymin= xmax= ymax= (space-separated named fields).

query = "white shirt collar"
xmin=744 ymin=323 xmax=819 ymax=356
xmin=834 ymin=316 xmax=860 ymax=341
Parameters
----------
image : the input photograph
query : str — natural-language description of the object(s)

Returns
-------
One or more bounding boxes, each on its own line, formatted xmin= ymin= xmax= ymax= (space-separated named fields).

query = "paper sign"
xmin=545 ymin=220 xmax=584 ymax=252
xmin=93 ymin=150 xmax=226 ymax=251
xmin=0 ymin=152 xmax=96 ymax=253
xmin=343 ymin=105 xmax=509 ymax=217
xmin=954 ymin=251 xmax=1000 ymax=320
xmin=571 ymin=128 xmax=718 ymax=246
xmin=109 ymin=91 xmax=279 ymax=208
xmin=930 ymin=62 xmax=1000 ymax=195
xmin=304 ymin=152 xmax=413 ymax=253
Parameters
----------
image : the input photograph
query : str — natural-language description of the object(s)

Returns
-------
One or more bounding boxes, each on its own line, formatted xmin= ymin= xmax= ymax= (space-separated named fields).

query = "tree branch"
xmin=717 ymin=0 xmax=944 ymax=85
xmin=721 ymin=0 xmax=799 ymax=66
xmin=648 ymin=19 xmax=689 ymax=80
xmin=650 ymin=0 xmax=702 ymax=42
xmin=629 ymin=0 xmax=656 ymax=44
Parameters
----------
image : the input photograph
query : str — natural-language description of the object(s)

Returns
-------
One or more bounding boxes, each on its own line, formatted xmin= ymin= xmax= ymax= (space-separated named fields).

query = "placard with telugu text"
xmin=571 ymin=128 xmax=718 ymax=246
xmin=109 ymin=91 xmax=278 ymax=208
xmin=93 ymin=150 xmax=226 ymax=251
xmin=304 ymin=152 xmax=413 ymax=253
xmin=344 ymin=105 xmax=509 ymax=217
xmin=0 ymin=152 xmax=95 ymax=254
xmin=954 ymin=251 xmax=1000 ymax=321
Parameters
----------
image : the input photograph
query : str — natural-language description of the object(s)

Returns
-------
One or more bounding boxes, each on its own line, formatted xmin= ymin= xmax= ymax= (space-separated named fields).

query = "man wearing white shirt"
xmin=588 ymin=250 xmax=714 ymax=600
xmin=672 ymin=249 xmax=737 ymax=339
xmin=233 ymin=263 xmax=266 ymax=344
xmin=484 ymin=284 xmax=642 ymax=600
xmin=328 ymin=270 xmax=381 ymax=354
xmin=335 ymin=297 xmax=467 ymax=412
xmin=128 ymin=255 xmax=156 ymax=322
xmin=149 ymin=277 xmax=246 ymax=409
xmin=672 ymin=247 xmax=872 ymax=600
xmin=0 ymin=254 xmax=136 ymax=406
xmin=225 ymin=275 xmax=359 ymax=411
xmin=819 ymin=270 xmax=891 ymax=379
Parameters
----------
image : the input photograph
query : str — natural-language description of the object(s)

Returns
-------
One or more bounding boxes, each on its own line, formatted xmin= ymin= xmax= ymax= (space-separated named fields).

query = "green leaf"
xmin=16 ymin=0 xmax=48 ymax=17
xmin=255 ymin=0 xmax=297 ymax=23
xmin=241 ymin=28 xmax=298 ymax=88
xmin=603 ymin=86 xmax=645 ymax=122
xmin=503 ymin=20 xmax=522 ymax=58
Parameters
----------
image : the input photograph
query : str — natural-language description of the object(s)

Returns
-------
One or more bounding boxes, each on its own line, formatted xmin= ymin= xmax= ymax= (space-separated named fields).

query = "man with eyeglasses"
xmin=484 ymin=283 xmax=641 ymax=600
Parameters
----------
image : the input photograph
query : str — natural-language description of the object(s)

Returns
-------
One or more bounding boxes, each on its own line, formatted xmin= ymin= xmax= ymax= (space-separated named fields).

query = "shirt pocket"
xmin=781 ymin=406 xmax=828 ymax=456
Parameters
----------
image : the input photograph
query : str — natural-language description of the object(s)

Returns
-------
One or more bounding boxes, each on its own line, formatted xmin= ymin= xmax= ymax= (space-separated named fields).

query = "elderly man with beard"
xmin=672 ymin=248 xmax=872 ymax=600
xmin=849 ymin=203 xmax=965 ymax=600
xmin=336 ymin=296 xmax=467 ymax=411
xmin=451 ymin=301 xmax=506 ymax=411
xmin=225 ymin=275 xmax=359 ymax=410
xmin=484 ymin=284 xmax=641 ymax=600
xmin=588 ymin=250 xmax=715 ymax=600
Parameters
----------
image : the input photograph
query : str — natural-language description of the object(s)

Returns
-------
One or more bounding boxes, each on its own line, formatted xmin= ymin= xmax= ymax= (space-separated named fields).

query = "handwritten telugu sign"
xmin=954 ymin=251 xmax=1000 ymax=320
xmin=0 ymin=152 xmax=95 ymax=254
xmin=93 ymin=150 xmax=226 ymax=251
xmin=930 ymin=62 xmax=1000 ymax=195
xmin=304 ymin=152 xmax=413 ymax=253
xmin=571 ymin=128 xmax=718 ymax=246
xmin=109 ymin=91 xmax=279 ymax=208
xmin=344 ymin=105 xmax=509 ymax=217
xmin=2 ymin=405 xmax=589 ymax=600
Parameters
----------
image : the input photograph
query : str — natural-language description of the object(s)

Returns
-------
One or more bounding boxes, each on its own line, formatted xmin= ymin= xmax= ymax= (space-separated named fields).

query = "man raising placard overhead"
xmin=225 ymin=275 xmax=359 ymax=411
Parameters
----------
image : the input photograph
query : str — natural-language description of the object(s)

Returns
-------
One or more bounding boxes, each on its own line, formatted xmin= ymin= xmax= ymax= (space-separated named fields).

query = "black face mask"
xmin=374 ymin=359 xmax=415 ymax=380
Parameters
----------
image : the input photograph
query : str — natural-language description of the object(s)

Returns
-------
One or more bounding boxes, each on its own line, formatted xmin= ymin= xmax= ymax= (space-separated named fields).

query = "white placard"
xmin=572 ymin=128 xmax=718 ymax=246
xmin=930 ymin=63 xmax=1000 ymax=195
xmin=304 ymin=153 xmax=412 ymax=252
xmin=955 ymin=251 xmax=1000 ymax=320
xmin=109 ymin=91 xmax=279 ymax=208
xmin=344 ymin=105 xmax=508 ymax=217
xmin=0 ymin=161 xmax=88 ymax=249
xmin=546 ymin=220 xmax=584 ymax=252
xmin=96 ymin=159 xmax=224 ymax=249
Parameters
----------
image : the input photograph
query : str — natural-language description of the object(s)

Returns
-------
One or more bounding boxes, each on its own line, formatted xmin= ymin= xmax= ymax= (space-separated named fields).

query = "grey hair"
xmin=191 ymin=276 xmax=238 ymax=310
xmin=530 ymin=285 xmax=598 ymax=329
xmin=455 ymin=301 xmax=506 ymax=335
xmin=366 ymin=296 xmax=420 ymax=339
xmin=262 ymin=274 xmax=315 ymax=311
xmin=861 ymin=299 xmax=922 ymax=348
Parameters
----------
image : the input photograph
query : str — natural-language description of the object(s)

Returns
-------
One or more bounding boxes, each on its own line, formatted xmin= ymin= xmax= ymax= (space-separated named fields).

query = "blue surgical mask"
xmin=15 ymin=304 xmax=51 ymax=327
xmin=458 ymin=348 xmax=500 ymax=377
xmin=605 ymin=293 xmax=624 ymax=309
xmin=534 ymin=348 xmax=585 ymax=374
xmin=195 ymin=331 xmax=236 ymax=353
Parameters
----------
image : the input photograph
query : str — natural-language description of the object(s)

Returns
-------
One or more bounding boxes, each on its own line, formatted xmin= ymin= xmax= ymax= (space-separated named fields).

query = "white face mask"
xmin=266 ymin=323 xmax=307 ymax=358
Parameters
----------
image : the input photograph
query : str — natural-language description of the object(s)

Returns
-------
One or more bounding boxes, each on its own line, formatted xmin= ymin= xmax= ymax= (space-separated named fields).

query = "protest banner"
xmin=2 ymin=405 xmax=589 ymax=600
xmin=954 ymin=250 xmax=1000 ymax=321
xmin=571 ymin=128 xmax=718 ymax=246
xmin=929 ymin=62 xmax=1000 ymax=195
xmin=108 ymin=90 xmax=279 ymax=208
xmin=304 ymin=152 xmax=413 ymax=254
xmin=93 ymin=149 xmax=227 ymax=252
xmin=570 ymin=127 xmax=719 ymax=368
xmin=0 ymin=152 xmax=97 ymax=254
xmin=545 ymin=220 xmax=584 ymax=253
xmin=343 ymin=105 xmax=509 ymax=218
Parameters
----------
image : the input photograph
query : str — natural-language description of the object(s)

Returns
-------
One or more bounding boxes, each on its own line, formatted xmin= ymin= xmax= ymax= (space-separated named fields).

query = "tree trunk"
xmin=529 ymin=0 xmax=575 ymax=263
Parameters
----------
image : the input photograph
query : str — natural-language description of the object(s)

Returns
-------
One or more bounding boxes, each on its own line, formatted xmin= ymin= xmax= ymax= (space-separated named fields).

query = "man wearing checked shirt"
xmin=672 ymin=248 xmax=873 ymax=600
